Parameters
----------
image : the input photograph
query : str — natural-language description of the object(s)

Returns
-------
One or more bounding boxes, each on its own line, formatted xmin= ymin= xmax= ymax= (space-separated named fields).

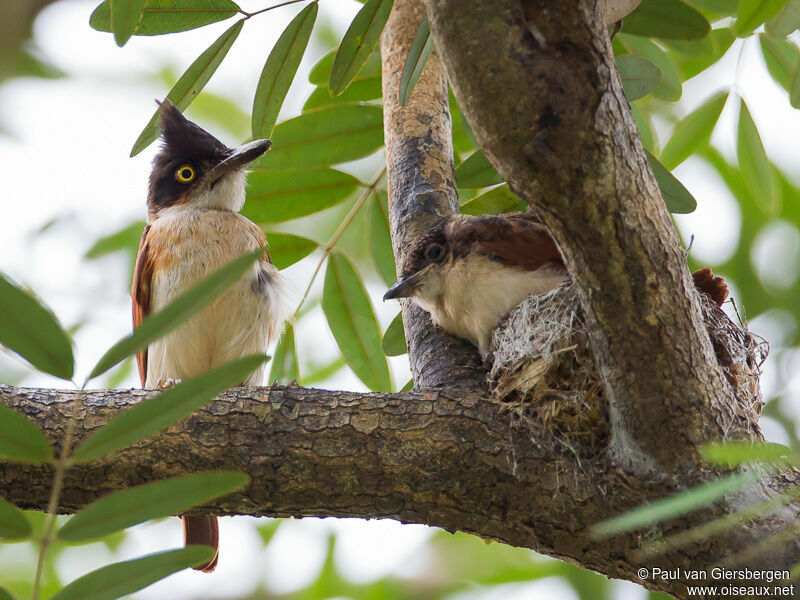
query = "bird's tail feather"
xmin=183 ymin=515 xmax=219 ymax=572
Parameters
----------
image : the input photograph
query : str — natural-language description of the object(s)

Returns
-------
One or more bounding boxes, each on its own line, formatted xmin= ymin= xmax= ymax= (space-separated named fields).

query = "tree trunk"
xmin=380 ymin=0 xmax=486 ymax=392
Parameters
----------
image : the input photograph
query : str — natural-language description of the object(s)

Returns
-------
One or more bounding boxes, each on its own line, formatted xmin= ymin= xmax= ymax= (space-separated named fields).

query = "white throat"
xmin=412 ymin=255 xmax=567 ymax=355
xmin=151 ymin=171 xmax=248 ymax=223
xmin=193 ymin=170 xmax=247 ymax=212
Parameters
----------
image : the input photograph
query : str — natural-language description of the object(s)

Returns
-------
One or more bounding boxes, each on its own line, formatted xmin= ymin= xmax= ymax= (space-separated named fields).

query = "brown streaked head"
xmin=383 ymin=213 xmax=565 ymax=301
xmin=146 ymin=100 xmax=271 ymax=218
xmin=383 ymin=217 xmax=453 ymax=300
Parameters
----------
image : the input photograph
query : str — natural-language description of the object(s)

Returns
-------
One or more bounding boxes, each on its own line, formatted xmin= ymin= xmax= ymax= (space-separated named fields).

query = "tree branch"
xmin=381 ymin=0 xmax=486 ymax=392
xmin=2 ymin=383 xmax=799 ymax=599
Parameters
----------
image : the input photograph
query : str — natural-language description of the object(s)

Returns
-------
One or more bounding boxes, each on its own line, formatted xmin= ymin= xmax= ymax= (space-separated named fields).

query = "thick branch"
xmin=381 ymin=0 xmax=486 ymax=392
xmin=2 ymin=384 xmax=800 ymax=599
xmin=424 ymin=0 xmax=741 ymax=478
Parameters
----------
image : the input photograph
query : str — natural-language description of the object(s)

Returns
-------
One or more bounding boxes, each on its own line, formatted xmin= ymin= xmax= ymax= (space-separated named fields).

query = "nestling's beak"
xmin=206 ymin=139 xmax=271 ymax=185
xmin=383 ymin=265 xmax=433 ymax=301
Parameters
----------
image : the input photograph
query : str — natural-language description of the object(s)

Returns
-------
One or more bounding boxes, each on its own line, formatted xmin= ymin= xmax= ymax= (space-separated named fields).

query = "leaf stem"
xmin=32 ymin=386 xmax=83 ymax=600
xmin=242 ymin=0 xmax=313 ymax=19
xmin=292 ymin=166 xmax=386 ymax=317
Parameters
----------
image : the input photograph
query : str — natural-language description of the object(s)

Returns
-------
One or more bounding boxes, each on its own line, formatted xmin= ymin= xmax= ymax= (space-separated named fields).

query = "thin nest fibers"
xmin=487 ymin=283 xmax=768 ymax=453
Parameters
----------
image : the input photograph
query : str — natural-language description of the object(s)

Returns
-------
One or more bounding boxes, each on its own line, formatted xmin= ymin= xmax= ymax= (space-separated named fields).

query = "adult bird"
xmin=132 ymin=100 xmax=292 ymax=572
xmin=384 ymin=213 xmax=727 ymax=355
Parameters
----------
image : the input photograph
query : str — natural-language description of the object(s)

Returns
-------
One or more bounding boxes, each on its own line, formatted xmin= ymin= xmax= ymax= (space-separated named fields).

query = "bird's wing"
xmin=131 ymin=224 xmax=153 ymax=387
xmin=455 ymin=213 xmax=565 ymax=272
xmin=252 ymin=222 xmax=273 ymax=264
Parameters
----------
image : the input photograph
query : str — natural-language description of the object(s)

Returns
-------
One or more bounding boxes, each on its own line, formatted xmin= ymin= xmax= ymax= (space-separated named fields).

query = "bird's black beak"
xmin=383 ymin=266 xmax=431 ymax=301
xmin=207 ymin=139 xmax=271 ymax=184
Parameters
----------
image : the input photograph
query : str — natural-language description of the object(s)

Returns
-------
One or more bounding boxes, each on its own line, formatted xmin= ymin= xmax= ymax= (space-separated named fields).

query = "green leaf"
xmin=369 ymin=191 xmax=397 ymax=286
xmin=309 ymin=48 xmax=381 ymax=86
xmin=302 ymin=78 xmax=382 ymax=112
xmin=0 ymin=274 xmax=74 ymax=380
xmin=451 ymin=91 xmax=477 ymax=157
xmin=381 ymin=313 xmax=407 ymax=356
xmin=329 ymin=0 xmax=393 ymax=95
xmin=689 ymin=0 xmax=739 ymax=14
xmin=299 ymin=357 xmax=345 ymax=386
xmin=591 ymin=470 xmax=760 ymax=538
xmin=85 ymin=221 xmax=146 ymax=260
xmin=618 ymin=35 xmax=682 ymax=101
xmin=460 ymin=184 xmax=526 ymax=215
xmin=75 ymin=354 xmax=266 ymax=463
xmin=616 ymin=54 xmax=661 ymax=100
xmin=455 ymin=150 xmax=503 ymax=189
xmin=89 ymin=247 xmax=264 ymax=380
xmin=0 ymin=497 xmax=31 ymax=539
xmin=669 ymin=27 xmax=735 ymax=80
xmin=90 ymin=0 xmax=239 ymax=36
xmin=645 ymin=149 xmax=697 ymax=213
xmin=767 ymin=0 xmax=800 ymax=36
xmin=13 ymin=47 xmax=66 ymax=80
xmin=737 ymin=99 xmax=777 ymax=214
xmin=59 ymin=472 xmax=248 ymax=541
xmin=50 ymin=546 xmax=215 ymax=600
xmin=735 ymin=0 xmax=788 ymax=36
xmin=110 ymin=0 xmax=147 ymax=46
xmin=760 ymin=32 xmax=800 ymax=90
xmin=269 ymin=324 xmax=298 ymax=385
xmin=630 ymin=103 xmax=657 ymax=151
xmin=661 ymin=91 xmax=728 ymax=169
xmin=400 ymin=378 xmax=413 ymax=392
xmin=187 ymin=90 xmax=249 ymax=138
xmin=0 ymin=586 xmax=14 ymax=600
xmin=701 ymin=441 xmax=791 ymax=466
xmin=622 ymin=0 xmax=710 ymax=39
xmin=130 ymin=19 xmax=243 ymax=156
xmin=252 ymin=2 xmax=317 ymax=139
xmin=254 ymin=104 xmax=384 ymax=170
xmin=243 ymin=168 xmax=360 ymax=223
xmin=322 ymin=253 xmax=391 ymax=391
xmin=399 ymin=16 xmax=435 ymax=106
xmin=264 ymin=233 xmax=317 ymax=269
xmin=791 ymin=63 xmax=800 ymax=107
xmin=0 ymin=405 xmax=52 ymax=463
xmin=789 ymin=64 xmax=800 ymax=108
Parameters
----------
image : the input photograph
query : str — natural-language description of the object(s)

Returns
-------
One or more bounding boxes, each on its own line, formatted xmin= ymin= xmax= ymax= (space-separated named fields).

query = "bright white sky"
xmin=1 ymin=1 xmax=799 ymax=597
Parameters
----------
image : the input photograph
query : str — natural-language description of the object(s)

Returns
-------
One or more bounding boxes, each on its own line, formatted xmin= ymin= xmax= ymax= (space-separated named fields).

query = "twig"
xmin=292 ymin=166 xmax=386 ymax=317
xmin=241 ymin=0 xmax=315 ymax=19
xmin=32 ymin=386 xmax=83 ymax=600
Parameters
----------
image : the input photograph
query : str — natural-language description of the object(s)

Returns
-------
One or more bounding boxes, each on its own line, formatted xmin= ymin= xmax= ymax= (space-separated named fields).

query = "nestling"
xmin=132 ymin=100 xmax=292 ymax=572
xmin=384 ymin=213 xmax=728 ymax=355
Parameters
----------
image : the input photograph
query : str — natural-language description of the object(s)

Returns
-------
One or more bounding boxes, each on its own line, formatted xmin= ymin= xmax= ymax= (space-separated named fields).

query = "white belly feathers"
xmin=144 ymin=205 xmax=291 ymax=388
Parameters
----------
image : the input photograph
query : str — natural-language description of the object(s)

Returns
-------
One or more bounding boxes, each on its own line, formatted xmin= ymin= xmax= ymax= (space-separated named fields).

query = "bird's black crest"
xmin=156 ymin=100 xmax=227 ymax=158
xmin=147 ymin=100 xmax=230 ymax=216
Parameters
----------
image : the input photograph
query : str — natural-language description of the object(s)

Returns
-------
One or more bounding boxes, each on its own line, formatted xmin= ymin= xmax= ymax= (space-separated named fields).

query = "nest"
xmin=487 ymin=283 xmax=768 ymax=454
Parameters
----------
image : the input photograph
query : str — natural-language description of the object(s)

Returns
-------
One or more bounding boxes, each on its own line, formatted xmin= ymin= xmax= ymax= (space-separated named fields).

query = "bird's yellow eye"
xmin=175 ymin=165 xmax=195 ymax=183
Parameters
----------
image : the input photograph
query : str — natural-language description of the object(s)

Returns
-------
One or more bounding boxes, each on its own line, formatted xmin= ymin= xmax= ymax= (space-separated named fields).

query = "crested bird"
xmin=131 ymin=100 xmax=292 ymax=572
xmin=383 ymin=213 xmax=728 ymax=355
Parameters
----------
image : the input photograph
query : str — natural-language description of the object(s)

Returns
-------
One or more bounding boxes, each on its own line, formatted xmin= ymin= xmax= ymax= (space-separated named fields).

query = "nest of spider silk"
xmin=487 ymin=283 xmax=768 ymax=455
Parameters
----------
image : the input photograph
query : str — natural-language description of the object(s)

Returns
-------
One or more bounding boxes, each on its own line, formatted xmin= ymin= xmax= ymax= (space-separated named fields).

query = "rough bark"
xmin=381 ymin=0 xmax=486 ymax=392
xmin=2 ymin=383 xmax=799 ymax=599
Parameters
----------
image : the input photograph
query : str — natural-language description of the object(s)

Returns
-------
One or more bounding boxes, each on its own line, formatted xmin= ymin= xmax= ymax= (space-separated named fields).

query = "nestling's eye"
xmin=175 ymin=165 xmax=195 ymax=183
xmin=425 ymin=243 xmax=444 ymax=262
